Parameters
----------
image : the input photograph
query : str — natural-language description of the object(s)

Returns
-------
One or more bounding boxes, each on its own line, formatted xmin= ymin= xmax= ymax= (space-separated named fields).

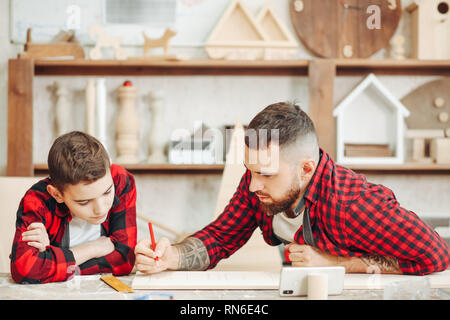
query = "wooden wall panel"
xmin=308 ymin=59 xmax=336 ymax=159
xmin=7 ymin=59 xmax=34 ymax=176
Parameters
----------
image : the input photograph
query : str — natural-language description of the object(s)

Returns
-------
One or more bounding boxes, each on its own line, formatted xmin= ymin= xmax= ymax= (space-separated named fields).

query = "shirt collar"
xmin=302 ymin=148 xmax=329 ymax=205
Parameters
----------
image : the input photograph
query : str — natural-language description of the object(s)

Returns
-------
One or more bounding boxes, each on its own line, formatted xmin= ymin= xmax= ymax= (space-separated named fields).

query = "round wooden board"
xmin=401 ymin=78 xmax=450 ymax=130
xmin=290 ymin=0 xmax=402 ymax=58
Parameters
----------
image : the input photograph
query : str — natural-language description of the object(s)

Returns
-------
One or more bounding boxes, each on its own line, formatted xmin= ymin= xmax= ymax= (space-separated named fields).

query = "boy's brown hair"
xmin=47 ymin=131 xmax=111 ymax=192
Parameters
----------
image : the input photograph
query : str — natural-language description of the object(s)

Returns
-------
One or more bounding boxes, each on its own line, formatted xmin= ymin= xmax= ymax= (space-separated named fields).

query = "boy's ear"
xmin=47 ymin=184 xmax=65 ymax=203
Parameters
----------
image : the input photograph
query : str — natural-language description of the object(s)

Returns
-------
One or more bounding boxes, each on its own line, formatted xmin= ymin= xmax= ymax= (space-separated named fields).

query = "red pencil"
xmin=148 ymin=222 xmax=159 ymax=261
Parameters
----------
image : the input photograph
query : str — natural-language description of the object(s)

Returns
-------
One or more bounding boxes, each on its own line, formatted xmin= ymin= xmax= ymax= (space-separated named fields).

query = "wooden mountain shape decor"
xmin=256 ymin=4 xmax=297 ymax=44
xmin=205 ymin=0 xmax=298 ymax=60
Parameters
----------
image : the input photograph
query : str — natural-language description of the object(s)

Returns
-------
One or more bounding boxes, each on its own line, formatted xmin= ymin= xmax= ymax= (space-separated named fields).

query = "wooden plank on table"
xmin=308 ymin=59 xmax=336 ymax=159
xmin=7 ymin=59 xmax=34 ymax=177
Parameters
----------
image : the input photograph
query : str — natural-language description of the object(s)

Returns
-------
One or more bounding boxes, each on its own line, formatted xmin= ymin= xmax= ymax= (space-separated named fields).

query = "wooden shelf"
xmin=334 ymin=59 xmax=450 ymax=76
xmin=33 ymin=163 xmax=450 ymax=175
xmin=33 ymin=59 xmax=310 ymax=76
xmin=346 ymin=163 xmax=450 ymax=174
xmin=34 ymin=163 xmax=225 ymax=175
xmin=31 ymin=58 xmax=450 ymax=76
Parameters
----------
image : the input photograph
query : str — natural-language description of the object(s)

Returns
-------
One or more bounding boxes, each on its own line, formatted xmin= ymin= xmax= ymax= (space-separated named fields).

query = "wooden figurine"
xmin=96 ymin=78 xmax=108 ymax=148
xmin=85 ymin=79 xmax=96 ymax=136
xmin=89 ymin=25 xmax=127 ymax=60
xmin=407 ymin=0 xmax=450 ymax=59
xmin=333 ymin=73 xmax=410 ymax=165
xmin=143 ymin=29 xmax=176 ymax=56
xmin=128 ymin=29 xmax=186 ymax=61
xmin=390 ymin=34 xmax=406 ymax=60
xmin=116 ymin=80 xmax=140 ymax=163
xmin=147 ymin=91 xmax=167 ymax=163
xmin=54 ymin=81 xmax=71 ymax=137
xmin=19 ymin=28 xmax=85 ymax=59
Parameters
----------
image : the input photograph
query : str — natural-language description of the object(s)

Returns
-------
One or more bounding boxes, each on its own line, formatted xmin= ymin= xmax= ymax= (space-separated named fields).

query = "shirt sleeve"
xmin=345 ymin=187 xmax=450 ymax=275
xmin=79 ymin=168 xmax=137 ymax=276
xmin=10 ymin=192 xmax=76 ymax=284
xmin=191 ymin=171 xmax=259 ymax=269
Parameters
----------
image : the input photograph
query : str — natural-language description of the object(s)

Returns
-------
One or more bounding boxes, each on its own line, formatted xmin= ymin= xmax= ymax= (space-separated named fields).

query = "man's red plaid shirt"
xmin=192 ymin=149 xmax=449 ymax=275
xmin=10 ymin=164 xmax=137 ymax=283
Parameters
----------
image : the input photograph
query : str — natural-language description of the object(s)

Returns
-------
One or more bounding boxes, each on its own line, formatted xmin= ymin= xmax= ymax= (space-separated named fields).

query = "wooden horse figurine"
xmin=89 ymin=25 xmax=127 ymax=60
xmin=142 ymin=28 xmax=177 ymax=56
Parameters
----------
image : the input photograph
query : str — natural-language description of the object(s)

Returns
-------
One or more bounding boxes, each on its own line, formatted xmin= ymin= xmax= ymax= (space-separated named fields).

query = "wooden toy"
xmin=19 ymin=28 xmax=85 ymax=59
xmin=290 ymin=0 xmax=401 ymax=58
xmin=89 ymin=25 xmax=127 ymax=60
xmin=401 ymin=78 xmax=450 ymax=162
xmin=143 ymin=28 xmax=176 ymax=56
xmin=116 ymin=80 xmax=140 ymax=163
xmin=333 ymin=73 xmax=410 ymax=164
xmin=430 ymin=138 xmax=450 ymax=164
xmin=147 ymin=91 xmax=167 ymax=163
xmin=205 ymin=0 xmax=298 ymax=60
xmin=407 ymin=0 xmax=450 ymax=59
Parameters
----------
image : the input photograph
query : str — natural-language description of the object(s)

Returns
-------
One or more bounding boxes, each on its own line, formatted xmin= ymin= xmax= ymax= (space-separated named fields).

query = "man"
xmin=135 ymin=102 xmax=449 ymax=275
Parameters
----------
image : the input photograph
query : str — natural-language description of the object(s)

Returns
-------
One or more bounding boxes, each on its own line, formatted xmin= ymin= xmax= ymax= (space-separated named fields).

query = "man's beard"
xmin=257 ymin=183 xmax=302 ymax=217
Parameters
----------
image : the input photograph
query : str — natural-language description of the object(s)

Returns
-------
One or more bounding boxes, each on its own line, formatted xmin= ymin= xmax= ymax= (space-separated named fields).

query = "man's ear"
xmin=298 ymin=158 xmax=317 ymax=181
xmin=47 ymin=184 xmax=65 ymax=203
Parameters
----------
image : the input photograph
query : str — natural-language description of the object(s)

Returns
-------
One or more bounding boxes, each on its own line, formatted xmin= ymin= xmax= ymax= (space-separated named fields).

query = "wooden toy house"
xmin=333 ymin=74 xmax=410 ymax=165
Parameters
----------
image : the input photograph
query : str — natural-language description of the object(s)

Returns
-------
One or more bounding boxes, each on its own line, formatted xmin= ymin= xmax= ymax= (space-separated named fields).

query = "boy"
xmin=10 ymin=131 xmax=137 ymax=283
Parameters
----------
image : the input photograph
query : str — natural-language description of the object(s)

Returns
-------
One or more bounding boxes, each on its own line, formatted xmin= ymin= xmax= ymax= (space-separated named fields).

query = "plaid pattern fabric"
xmin=192 ymin=149 xmax=449 ymax=275
xmin=10 ymin=164 xmax=137 ymax=283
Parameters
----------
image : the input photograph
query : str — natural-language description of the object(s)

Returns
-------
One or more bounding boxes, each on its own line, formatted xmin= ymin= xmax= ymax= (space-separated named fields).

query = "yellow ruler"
xmin=101 ymin=275 xmax=134 ymax=293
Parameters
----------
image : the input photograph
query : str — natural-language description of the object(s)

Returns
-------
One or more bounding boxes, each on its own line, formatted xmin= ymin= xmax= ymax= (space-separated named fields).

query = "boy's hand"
xmin=135 ymin=237 xmax=179 ymax=274
xmin=21 ymin=222 xmax=50 ymax=252
xmin=93 ymin=236 xmax=115 ymax=258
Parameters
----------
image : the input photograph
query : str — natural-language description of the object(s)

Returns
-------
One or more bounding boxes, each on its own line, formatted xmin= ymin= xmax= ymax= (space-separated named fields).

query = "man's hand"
xmin=21 ymin=222 xmax=50 ymax=252
xmin=285 ymin=243 xmax=402 ymax=274
xmin=135 ymin=237 xmax=179 ymax=274
xmin=285 ymin=243 xmax=339 ymax=267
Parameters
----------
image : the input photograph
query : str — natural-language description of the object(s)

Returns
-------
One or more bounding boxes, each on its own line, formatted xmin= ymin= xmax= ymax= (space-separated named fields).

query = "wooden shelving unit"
xmin=8 ymin=58 xmax=450 ymax=176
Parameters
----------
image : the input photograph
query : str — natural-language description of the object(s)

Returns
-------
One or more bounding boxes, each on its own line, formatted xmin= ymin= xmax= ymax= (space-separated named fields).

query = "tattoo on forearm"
xmin=360 ymin=255 xmax=401 ymax=274
xmin=174 ymin=237 xmax=210 ymax=271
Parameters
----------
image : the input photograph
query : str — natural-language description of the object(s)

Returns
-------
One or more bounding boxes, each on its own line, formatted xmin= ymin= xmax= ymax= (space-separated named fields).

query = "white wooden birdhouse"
xmin=407 ymin=0 xmax=450 ymax=59
xmin=333 ymin=74 xmax=410 ymax=165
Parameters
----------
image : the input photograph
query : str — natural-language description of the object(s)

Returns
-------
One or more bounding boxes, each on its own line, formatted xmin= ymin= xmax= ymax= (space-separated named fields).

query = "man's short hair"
xmin=47 ymin=131 xmax=111 ymax=192
xmin=244 ymin=101 xmax=317 ymax=150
